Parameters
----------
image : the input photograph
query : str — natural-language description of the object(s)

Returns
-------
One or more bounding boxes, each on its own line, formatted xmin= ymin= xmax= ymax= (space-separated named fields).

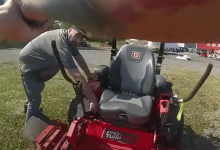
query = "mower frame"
xmin=24 ymin=39 xmax=213 ymax=150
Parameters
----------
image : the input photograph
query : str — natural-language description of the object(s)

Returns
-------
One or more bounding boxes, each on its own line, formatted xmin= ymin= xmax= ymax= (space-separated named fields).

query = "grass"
xmin=88 ymin=41 xmax=102 ymax=48
xmin=163 ymin=68 xmax=220 ymax=134
xmin=0 ymin=62 xmax=220 ymax=149
xmin=116 ymin=42 xmax=126 ymax=50
xmin=0 ymin=62 xmax=74 ymax=150
xmin=0 ymin=40 xmax=27 ymax=49
xmin=88 ymin=41 xmax=111 ymax=48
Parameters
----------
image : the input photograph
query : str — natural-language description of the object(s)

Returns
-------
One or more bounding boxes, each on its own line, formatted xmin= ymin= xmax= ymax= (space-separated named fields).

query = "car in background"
xmin=78 ymin=39 xmax=91 ymax=48
xmin=196 ymin=49 xmax=202 ymax=55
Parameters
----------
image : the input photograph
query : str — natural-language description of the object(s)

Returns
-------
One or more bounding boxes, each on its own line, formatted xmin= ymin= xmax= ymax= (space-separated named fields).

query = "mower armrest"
xmin=94 ymin=65 xmax=109 ymax=89
xmin=94 ymin=65 xmax=110 ymax=77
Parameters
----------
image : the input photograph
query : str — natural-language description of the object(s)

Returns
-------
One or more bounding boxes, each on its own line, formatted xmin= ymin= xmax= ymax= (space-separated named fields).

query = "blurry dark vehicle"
xmin=196 ymin=49 xmax=203 ymax=55
xmin=78 ymin=39 xmax=91 ymax=48
xmin=201 ymin=50 xmax=209 ymax=58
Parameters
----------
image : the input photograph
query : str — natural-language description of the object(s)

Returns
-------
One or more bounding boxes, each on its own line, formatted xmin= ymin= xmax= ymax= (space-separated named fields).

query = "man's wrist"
xmin=86 ymin=73 xmax=93 ymax=80
xmin=85 ymin=71 xmax=92 ymax=77
xmin=87 ymin=76 xmax=93 ymax=81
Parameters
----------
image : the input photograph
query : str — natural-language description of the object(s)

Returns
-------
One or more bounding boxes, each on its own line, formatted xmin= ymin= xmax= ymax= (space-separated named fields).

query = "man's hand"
xmin=12 ymin=0 xmax=220 ymax=42
xmin=89 ymin=102 xmax=98 ymax=113
xmin=82 ymin=82 xmax=99 ymax=113
xmin=0 ymin=0 xmax=51 ymax=42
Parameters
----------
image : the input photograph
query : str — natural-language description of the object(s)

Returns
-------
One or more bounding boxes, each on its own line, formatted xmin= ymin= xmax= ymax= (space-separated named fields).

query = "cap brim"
xmin=77 ymin=30 xmax=89 ymax=40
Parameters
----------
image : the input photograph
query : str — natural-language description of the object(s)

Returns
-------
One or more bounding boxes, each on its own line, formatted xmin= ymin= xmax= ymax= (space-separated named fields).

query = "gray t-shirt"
xmin=18 ymin=29 xmax=80 ymax=73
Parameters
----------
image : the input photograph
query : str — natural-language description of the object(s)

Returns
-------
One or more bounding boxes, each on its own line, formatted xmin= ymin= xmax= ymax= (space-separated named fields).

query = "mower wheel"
xmin=166 ymin=114 xmax=184 ymax=149
xmin=68 ymin=98 xmax=79 ymax=124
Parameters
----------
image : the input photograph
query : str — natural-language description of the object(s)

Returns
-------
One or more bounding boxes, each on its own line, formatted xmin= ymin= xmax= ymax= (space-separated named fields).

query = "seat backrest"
xmin=108 ymin=45 xmax=155 ymax=95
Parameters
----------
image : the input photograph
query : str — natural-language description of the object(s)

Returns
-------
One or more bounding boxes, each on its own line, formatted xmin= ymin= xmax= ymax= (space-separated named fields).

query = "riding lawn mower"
xmin=23 ymin=39 xmax=213 ymax=150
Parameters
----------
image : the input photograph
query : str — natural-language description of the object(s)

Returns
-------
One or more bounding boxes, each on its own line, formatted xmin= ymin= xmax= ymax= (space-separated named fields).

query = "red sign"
xmin=197 ymin=43 xmax=220 ymax=51
xmin=131 ymin=51 xmax=141 ymax=59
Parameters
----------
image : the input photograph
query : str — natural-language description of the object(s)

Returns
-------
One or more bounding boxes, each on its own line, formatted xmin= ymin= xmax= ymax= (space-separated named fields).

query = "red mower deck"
xmin=35 ymin=117 xmax=177 ymax=150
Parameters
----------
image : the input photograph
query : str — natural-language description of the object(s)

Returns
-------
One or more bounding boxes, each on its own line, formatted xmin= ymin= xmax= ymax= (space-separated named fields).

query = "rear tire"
xmin=68 ymin=98 xmax=79 ymax=124
xmin=166 ymin=114 xmax=184 ymax=149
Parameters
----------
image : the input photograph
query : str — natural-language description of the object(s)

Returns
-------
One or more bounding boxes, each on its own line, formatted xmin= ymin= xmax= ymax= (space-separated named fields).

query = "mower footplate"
xmin=35 ymin=120 xmax=69 ymax=150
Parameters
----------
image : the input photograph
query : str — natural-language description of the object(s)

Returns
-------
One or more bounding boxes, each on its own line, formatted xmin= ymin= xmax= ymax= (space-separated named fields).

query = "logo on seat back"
xmin=131 ymin=51 xmax=141 ymax=59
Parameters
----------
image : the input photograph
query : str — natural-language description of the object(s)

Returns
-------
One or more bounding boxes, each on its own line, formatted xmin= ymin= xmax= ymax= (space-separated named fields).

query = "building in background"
xmin=164 ymin=43 xmax=185 ymax=49
xmin=147 ymin=41 xmax=161 ymax=48
xmin=147 ymin=42 xmax=185 ymax=49
xmin=197 ymin=43 xmax=220 ymax=51
xmin=124 ymin=39 xmax=197 ymax=50
xmin=184 ymin=43 xmax=196 ymax=48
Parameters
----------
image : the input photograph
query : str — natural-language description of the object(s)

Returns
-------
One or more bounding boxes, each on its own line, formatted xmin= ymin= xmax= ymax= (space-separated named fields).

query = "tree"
xmin=60 ymin=21 xmax=72 ymax=29
xmin=50 ymin=20 xmax=72 ymax=30
xmin=52 ymin=20 xmax=61 ymax=30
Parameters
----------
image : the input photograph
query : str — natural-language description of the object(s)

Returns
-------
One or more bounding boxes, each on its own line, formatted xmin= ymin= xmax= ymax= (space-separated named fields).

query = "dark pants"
xmin=20 ymin=65 xmax=59 ymax=125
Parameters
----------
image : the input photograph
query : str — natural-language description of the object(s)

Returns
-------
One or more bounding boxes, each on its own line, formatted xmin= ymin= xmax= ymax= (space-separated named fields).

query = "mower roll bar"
xmin=110 ymin=38 xmax=117 ymax=61
xmin=180 ymin=63 xmax=213 ymax=102
xmin=156 ymin=43 xmax=165 ymax=75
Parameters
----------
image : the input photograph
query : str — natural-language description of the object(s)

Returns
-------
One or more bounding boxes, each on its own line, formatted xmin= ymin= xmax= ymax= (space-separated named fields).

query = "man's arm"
xmin=74 ymin=54 xmax=92 ymax=80
xmin=65 ymin=68 xmax=98 ymax=106
xmin=70 ymin=46 xmax=93 ymax=80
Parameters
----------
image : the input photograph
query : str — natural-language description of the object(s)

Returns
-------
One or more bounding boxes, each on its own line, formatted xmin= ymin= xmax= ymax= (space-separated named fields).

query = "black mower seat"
xmin=99 ymin=45 xmax=155 ymax=125
xmin=99 ymin=89 xmax=152 ymax=124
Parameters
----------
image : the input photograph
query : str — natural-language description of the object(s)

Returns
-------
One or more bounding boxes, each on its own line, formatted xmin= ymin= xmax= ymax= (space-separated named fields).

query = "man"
xmin=18 ymin=28 xmax=98 ymax=125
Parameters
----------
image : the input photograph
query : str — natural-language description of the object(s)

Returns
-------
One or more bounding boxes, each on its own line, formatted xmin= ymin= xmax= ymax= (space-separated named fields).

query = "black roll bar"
xmin=156 ymin=43 xmax=165 ymax=75
xmin=181 ymin=63 xmax=213 ymax=102
xmin=110 ymin=38 xmax=118 ymax=61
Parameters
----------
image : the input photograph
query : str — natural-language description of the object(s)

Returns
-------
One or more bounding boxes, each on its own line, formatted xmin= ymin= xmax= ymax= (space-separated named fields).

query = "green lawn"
xmin=0 ymin=62 xmax=74 ymax=150
xmin=88 ymin=41 xmax=102 ymax=48
xmin=0 ymin=62 xmax=220 ymax=150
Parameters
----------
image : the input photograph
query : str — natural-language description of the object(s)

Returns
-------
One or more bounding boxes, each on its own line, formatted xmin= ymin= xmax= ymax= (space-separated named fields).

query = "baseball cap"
xmin=76 ymin=28 xmax=89 ymax=40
